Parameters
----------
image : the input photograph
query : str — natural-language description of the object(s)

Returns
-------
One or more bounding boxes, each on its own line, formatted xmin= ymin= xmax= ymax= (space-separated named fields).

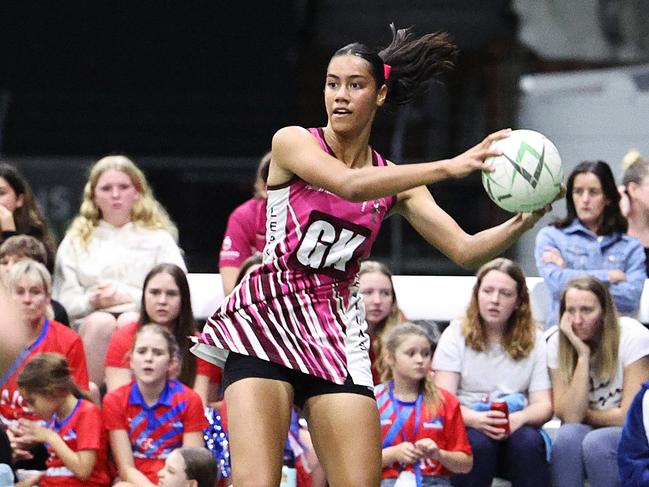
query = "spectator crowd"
xmin=2 ymin=150 xmax=649 ymax=487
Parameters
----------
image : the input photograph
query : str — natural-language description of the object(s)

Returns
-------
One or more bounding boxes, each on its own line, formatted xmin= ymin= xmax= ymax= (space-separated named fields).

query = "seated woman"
xmin=103 ymin=325 xmax=207 ymax=487
xmin=548 ymin=275 xmax=649 ymax=487
xmin=105 ymin=263 xmax=221 ymax=405
xmin=359 ymin=260 xmax=404 ymax=384
xmin=0 ymin=163 xmax=57 ymax=272
xmin=433 ymin=257 xmax=553 ymax=487
xmin=535 ymin=160 xmax=646 ymax=328
xmin=53 ymin=155 xmax=186 ymax=385
xmin=1 ymin=260 xmax=89 ymax=470
xmin=0 ymin=235 xmax=69 ymax=325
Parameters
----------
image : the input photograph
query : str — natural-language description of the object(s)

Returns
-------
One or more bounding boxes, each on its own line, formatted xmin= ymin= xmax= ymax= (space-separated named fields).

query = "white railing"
xmin=188 ymin=274 xmax=649 ymax=325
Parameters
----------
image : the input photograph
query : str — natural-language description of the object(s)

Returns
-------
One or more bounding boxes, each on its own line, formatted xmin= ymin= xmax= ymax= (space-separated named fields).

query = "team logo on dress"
xmin=289 ymin=211 xmax=370 ymax=277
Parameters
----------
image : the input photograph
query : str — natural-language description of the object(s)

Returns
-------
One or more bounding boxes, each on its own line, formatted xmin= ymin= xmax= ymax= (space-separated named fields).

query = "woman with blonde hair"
xmin=548 ymin=275 xmax=649 ymax=487
xmin=359 ymin=260 xmax=404 ymax=384
xmin=53 ymin=155 xmax=186 ymax=385
xmin=619 ymin=150 xmax=649 ymax=274
xmin=2 ymin=260 xmax=89 ymax=472
xmin=433 ymin=258 xmax=552 ymax=487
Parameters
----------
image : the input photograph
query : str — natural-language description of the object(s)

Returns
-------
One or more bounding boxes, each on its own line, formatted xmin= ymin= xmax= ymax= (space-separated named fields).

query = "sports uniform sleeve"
xmin=440 ymin=393 xmax=472 ymax=456
xmin=74 ymin=402 xmax=103 ymax=451
xmin=105 ymin=327 xmax=131 ymax=368
xmin=432 ymin=321 xmax=464 ymax=373
xmin=182 ymin=390 xmax=209 ymax=432
xmin=102 ymin=389 xmax=129 ymax=430
xmin=618 ymin=385 xmax=649 ymax=486
xmin=218 ymin=203 xmax=256 ymax=269
xmin=52 ymin=236 xmax=93 ymax=321
xmin=63 ymin=329 xmax=90 ymax=391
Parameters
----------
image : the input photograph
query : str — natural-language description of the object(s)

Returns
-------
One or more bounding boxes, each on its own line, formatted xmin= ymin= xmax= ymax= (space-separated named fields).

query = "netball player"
xmin=193 ymin=24 xmax=553 ymax=487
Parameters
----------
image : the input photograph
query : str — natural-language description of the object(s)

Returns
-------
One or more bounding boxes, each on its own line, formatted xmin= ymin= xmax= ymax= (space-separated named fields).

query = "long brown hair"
xmin=380 ymin=323 xmax=440 ymax=409
xmin=138 ymin=263 xmax=196 ymax=386
xmin=461 ymin=258 xmax=536 ymax=360
xmin=17 ymin=352 xmax=89 ymax=400
xmin=558 ymin=276 xmax=620 ymax=383
xmin=0 ymin=163 xmax=57 ymax=269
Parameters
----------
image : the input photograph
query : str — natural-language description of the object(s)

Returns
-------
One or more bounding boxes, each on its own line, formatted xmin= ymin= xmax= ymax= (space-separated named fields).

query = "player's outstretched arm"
xmin=270 ymin=127 xmax=510 ymax=203
xmin=395 ymin=185 xmax=548 ymax=269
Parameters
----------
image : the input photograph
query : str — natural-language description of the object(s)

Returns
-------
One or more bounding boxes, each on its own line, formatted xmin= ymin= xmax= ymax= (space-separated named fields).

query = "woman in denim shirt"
xmin=535 ymin=160 xmax=646 ymax=328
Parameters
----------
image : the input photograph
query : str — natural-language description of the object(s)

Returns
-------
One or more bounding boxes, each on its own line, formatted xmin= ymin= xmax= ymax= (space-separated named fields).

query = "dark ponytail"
xmin=333 ymin=23 xmax=458 ymax=108
xmin=17 ymin=353 xmax=89 ymax=401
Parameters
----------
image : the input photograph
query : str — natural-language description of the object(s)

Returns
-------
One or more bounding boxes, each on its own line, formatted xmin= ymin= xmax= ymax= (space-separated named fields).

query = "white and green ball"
xmin=482 ymin=129 xmax=563 ymax=213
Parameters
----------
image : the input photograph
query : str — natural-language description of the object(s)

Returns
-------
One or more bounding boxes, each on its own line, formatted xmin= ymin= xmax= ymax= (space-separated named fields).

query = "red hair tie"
xmin=383 ymin=63 xmax=392 ymax=81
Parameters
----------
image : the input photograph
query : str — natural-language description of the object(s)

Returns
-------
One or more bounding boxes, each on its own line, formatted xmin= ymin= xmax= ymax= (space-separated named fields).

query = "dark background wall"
xmin=0 ymin=1 xmax=527 ymax=273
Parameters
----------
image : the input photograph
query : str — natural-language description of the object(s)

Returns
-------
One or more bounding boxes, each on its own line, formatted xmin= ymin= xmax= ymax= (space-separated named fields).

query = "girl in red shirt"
xmin=376 ymin=323 xmax=472 ymax=486
xmin=16 ymin=353 xmax=110 ymax=487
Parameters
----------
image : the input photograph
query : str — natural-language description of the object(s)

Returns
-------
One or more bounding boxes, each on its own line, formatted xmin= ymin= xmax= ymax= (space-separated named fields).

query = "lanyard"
xmin=0 ymin=319 xmax=49 ymax=389
xmin=383 ymin=381 xmax=423 ymax=487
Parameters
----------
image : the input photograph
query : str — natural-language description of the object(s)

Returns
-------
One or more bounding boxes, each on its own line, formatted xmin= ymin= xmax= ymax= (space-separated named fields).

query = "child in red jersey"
xmin=103 ymin=324 xmax=207 ymax=487
xmin=15 ymin=353 xmax=110 ymax=487
xmin=376 ymin=323 xmax=472 ymax=486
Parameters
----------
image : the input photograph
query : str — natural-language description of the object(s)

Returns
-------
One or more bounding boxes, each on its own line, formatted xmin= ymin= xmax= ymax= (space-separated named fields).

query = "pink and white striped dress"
xmin=192 ymin=128 xmax=395 ymax=387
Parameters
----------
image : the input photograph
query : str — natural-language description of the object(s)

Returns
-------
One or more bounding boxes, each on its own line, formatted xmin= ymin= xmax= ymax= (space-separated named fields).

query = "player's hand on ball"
xmin=446 ymin=128 xmax=512 ymax=179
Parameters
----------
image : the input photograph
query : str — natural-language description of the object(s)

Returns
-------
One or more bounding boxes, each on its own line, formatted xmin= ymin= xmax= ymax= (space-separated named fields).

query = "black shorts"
xmin=223 ymin=352 xmax=374 ymax=409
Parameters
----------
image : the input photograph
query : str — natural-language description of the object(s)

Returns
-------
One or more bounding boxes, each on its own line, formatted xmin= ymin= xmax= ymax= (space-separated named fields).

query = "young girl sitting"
xmin=102 ymin=324 xmax=207 ymax=487
xmin=16 ymin=353 xmax=110 ymax=487
xmin=376 ymin=323 xmax=473 ymax=487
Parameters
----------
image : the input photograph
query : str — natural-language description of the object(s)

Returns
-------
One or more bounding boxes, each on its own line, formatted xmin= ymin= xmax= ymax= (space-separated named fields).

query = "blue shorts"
xmin=222 ymin=352 xmax=374 ymax=409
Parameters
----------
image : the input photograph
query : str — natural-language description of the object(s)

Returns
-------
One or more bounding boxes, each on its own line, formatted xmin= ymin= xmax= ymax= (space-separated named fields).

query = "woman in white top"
xmin=53 ymin=155 xmax=186 ymax=385
xmin=433 ymin=258 xmax=552 ymax=487
xmin=547 ymin=275 xmax=649 ymax=487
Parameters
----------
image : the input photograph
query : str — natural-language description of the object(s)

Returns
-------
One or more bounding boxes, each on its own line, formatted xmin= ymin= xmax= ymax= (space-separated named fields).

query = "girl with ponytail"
xmin=193 ymin=24 xmax=553 ymax=486
xmin=377 ymin=323 xmax=472 ymax=486
xmin=16 ymin=353 xmax=110 ymax=486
